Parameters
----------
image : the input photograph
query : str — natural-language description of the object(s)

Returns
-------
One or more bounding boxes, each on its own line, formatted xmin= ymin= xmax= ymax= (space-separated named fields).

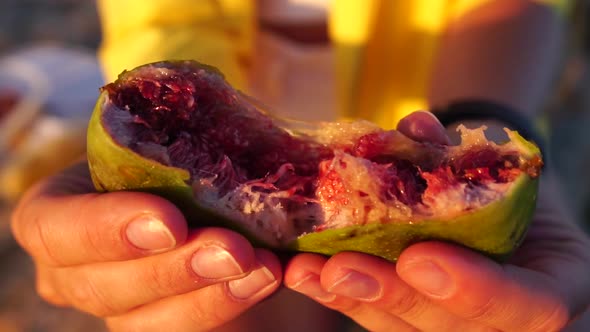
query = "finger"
xmin=35 ymin=263 xmax=69 ymax=307
xmin=47 ymin=228 xmax=256 ymax=317
xmin=12 ymin=185 xmax=188 ymax=266
xmin=106 ymin=249 xmax=281 ymax=332
xmin=315 ymin=252 xmax=493 ymax=332
xmin=397 ymin=242 xmax=576 ymax=332
xmin=285 ymin=253 xmax=419 ymax=332
xmin=396 ymin=111 xmax=452 ymax=145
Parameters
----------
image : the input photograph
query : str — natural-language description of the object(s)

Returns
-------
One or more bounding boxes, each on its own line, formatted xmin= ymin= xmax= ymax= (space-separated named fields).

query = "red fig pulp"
xmin=88 ymin=61 xmax=542 ymax=260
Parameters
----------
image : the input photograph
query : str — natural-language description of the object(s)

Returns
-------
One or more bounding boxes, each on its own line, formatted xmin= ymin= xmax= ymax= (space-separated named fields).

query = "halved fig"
xmin=87 ymin=60 xmax=543 ymax=261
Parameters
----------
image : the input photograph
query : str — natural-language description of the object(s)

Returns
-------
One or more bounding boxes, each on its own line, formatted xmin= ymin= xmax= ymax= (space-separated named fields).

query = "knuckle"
xmin=144 ymin=256 xmax=211 ymax=300
xmin=185 ymin=290 xmax=226 ymax=329
xmin=9 ymin=182 xmax=41 ymax=244
xmin=80 ymin=215 xmax=111 ymax=262
xmin=26 ymin=215 xmax=63 ymax=267
xmin=454 ymin=289 xmax=571 ymax=332
xmin=10 ymin=188 xmax=58 ymax=265
xmin=104 ymin=318 xmax=123 ymax=332
xmin=10 ymin=202 xmax=39 ymax=254
xmin=145 ymin=260 xmax=180 ymax=296
xmin=35 ymin=281 xmax=55 ymax=303
xmin=462 ymin=296 xmax=497 ymax=322
xmin=35 ymin=273 xmax=66 ymax=306
xmin=325 ymin=297 xmax=365 ymax=316
xmin=67 ymin=193 xmax=128 ymax=264
xmin=9 ymin=201 xmax=26 ymax=247
xmin=383 ymin=288 xmax=426 ymax=319
xmin=105 ymin=317 xmax=141 ymax=332
xmin=448 ymin=322 xmax=501 ymax=332
xmin=67 ymin=272 xmax=117 ymax=317
xmin=531 ymin=302 xmax=571 ymax=332
xmin=76 ymin=194 xmax=117 ymax=262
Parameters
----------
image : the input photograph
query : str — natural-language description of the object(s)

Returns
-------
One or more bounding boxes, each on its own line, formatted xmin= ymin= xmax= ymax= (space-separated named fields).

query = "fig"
xmin=87 ymin=60 xmax=543 ymax=262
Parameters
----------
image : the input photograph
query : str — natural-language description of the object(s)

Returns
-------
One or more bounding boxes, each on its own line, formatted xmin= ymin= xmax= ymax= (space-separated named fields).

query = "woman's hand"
xmin=285 ymin=111 xmax=590 ymax=332
xmin=10 ymin=163 xmax=282 ymax=331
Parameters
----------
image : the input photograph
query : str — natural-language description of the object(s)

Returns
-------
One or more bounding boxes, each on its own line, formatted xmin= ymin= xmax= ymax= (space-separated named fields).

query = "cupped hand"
xmin=10 ymin=162 xmax=282 ymax=331
xmin=285 ymin=111 xmax=590 ymax=331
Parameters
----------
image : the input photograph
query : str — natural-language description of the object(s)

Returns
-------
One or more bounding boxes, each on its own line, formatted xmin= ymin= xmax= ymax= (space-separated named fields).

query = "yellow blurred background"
xmin=0 ymin=1 xmax=588 ymax=331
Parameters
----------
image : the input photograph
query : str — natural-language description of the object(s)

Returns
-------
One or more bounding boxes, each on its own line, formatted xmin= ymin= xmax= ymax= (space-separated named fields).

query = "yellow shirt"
xmin=97 ymin=0 xmax=570 ymax=129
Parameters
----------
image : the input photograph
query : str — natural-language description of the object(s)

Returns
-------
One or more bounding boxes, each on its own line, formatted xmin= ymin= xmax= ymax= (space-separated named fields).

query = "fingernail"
xmin=398 ymin=111 xmax=452 ymax=145
xmin=328 ymin=270 xmax=381 ymax=301
xmin=126 ymin=215 xmax=175 ymax=251
xmin=289 ymin=274 xmax=336 ymax=302
xmin=398 ymin=260 xmax=453 ymax=298
xmin=228 ymin=265 xmax=277 ymax=300
xmin=191 ymin=245 xmax=244 ymax=279
xmin=421 ymin=110 xmax=444 ymax=126
xmin=420 ymin=111 xmax=452 ymax=144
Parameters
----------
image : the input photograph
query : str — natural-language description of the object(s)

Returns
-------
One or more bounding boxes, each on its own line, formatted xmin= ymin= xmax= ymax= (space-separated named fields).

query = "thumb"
xmin=396 ymin=111 xmax=451 ymax=145
xmin=397 ymin=242 xmax=573 ymax=332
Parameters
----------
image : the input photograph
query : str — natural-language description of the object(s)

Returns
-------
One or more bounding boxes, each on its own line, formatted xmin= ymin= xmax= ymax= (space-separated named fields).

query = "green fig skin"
xmin=291 ymin=175 xmax=538 ymax=261
xmin=87 ymin=63 xmax=541 ymax=262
